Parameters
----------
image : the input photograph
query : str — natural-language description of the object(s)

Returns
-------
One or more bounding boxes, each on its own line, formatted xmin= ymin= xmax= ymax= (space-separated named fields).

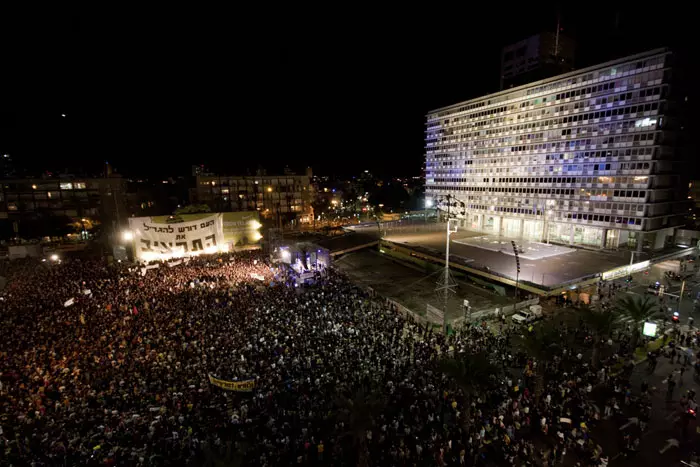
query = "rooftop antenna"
xmin=555 ymin=12 xmax=560 ymax=59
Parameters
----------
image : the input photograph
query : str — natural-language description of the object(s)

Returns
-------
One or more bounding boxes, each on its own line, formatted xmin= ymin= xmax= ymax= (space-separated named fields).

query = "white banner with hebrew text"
xmin=129 ymin=214 xmax=224 ymax=261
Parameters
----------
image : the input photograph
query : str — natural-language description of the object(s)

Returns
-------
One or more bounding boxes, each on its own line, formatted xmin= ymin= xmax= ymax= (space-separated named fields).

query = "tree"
xmin=614 ymin=295 xmax=658 ymax=352
xmin=18 ymin=211 xmax=74 ymax=239
xmin=521 ymin=323 xmax=564 ymax=402
xmin=311 ymin=198 xmax=327 ymax=229
xmin=368 ymin=182 xmax=409 ymax=212
xmin=580 ymin=306 xmax=617 ymax=367
xmin=335 ymin=388 xmax=385 ymax=467
xmin=439 ymin=352 xmax=500 ymax=436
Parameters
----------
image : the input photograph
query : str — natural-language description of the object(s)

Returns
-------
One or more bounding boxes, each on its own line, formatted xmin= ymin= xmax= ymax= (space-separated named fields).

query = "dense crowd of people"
xmin=0 ymin=251 xmax=642 ymax=465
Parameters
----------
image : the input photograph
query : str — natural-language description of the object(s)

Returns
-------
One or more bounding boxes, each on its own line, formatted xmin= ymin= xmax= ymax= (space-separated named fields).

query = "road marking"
xmin=659 ymin=438 xmax=679 ymax=454
xmin=619 ymin=417 xmax=639 ymax=430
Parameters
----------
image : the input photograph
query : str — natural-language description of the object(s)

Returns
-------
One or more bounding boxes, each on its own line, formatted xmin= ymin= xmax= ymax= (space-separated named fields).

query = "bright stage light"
xmin=249 ymin=220 xmax=262 ymax=229
xmin=122 ymin=231 xmax=134 ymax=241
xmin=281 ymin=250 xmax=292 ymax=262
xmin=425 ymin=199 xmax=433 ymax=208
xmin=251 ymin=232 xmax=262 ymax=241
xmin=50 ymin=254 xmax=59 ymax=261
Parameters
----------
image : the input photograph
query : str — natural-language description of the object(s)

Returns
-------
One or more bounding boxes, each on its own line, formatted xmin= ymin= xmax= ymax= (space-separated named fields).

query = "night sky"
xmin=1 ymin=8 xmax=695 ymax=179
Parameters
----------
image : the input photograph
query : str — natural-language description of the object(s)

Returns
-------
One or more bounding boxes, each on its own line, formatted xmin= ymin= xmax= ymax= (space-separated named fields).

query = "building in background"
xmin=191 ymin=164 xmax=214 ymax=177
xmin=194 ymin=172 xmax=313 ymax=226
xmin=501 ymin=31 xmax=575 ymax=90
xmin=125 ymin=177 xmax=190 ymax=218
xmin=687 ymin=180 xmax=700 ymax=228
xmin=0 ymin=176 xmax=127 ymax=239
xmin=426 ymin=48 xmax=686 ymax=251
xmin=0 ymin=153 xmax=19 ymax=178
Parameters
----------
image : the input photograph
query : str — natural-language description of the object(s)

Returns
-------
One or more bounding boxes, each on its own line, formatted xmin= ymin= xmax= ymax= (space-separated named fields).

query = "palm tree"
xmin=614 ymin=295 xmax=659 ymax=351
xmin=580 ymin=305 xmax=618 ymax=367
xmin=521 ymin=323 xmax=564 ymax=402
xmin=335 ymin=388 xmax=385 ymax=467
xmin=439 ymin=352 xmax=500 ymax=437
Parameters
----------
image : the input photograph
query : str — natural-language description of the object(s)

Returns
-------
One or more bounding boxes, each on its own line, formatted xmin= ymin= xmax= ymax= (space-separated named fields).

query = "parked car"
xmin=511 ymin=305 xmax=543 ymax=325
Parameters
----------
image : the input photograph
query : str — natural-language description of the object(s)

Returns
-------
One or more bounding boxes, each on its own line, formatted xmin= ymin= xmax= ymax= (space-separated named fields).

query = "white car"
xmin=511 ymin=307 xmax=543 ymax=325
xmin=511 ymin=313 xmax=530 ymax=325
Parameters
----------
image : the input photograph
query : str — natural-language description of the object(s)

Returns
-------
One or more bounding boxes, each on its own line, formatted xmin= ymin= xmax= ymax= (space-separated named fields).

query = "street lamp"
xmin=436 ymin=218 xmax=459 ymax=333
xmin=511 ymin=240 xmax=521 ymax=300
xmin=434 ymin=194 xmax=466 ymax=224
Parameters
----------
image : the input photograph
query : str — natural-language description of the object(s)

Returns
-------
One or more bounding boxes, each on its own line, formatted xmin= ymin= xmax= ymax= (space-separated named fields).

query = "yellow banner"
xmin=208 ymin=375 xmax=255 ymax=392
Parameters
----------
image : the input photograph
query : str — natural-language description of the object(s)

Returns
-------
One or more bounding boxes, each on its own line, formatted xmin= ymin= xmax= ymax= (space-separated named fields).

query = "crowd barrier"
xmin=453 ymin=297 xmax=540 ymax=325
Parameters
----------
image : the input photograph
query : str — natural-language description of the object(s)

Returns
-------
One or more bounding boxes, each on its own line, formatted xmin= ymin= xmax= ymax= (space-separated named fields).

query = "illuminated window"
xmin=60 ymin=183 xmax=73 ymax=190
xmin=74 ymin=182 xmax=86 ymax=189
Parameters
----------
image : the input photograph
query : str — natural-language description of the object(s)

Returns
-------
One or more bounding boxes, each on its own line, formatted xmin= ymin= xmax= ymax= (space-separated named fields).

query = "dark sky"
xmin=1 ymin=7 xmax=695 ymax=179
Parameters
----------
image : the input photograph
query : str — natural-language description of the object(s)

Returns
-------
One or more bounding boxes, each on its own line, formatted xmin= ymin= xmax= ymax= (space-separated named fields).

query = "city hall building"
xmin=425 ymin=48 xmax=686 ymax=251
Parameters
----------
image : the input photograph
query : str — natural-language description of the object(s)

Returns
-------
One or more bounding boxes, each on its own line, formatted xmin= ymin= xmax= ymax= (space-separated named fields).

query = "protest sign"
xmin=208 ymin=375 xmax=255 ymax=392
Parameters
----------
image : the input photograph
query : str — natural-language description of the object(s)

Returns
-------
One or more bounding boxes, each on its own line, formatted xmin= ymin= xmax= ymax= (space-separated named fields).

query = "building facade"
xmin=0 ymin=176 xmax=127 ymax=239
xmin=426 ymin=48 xmax=686 ymax=251
xmin=195 ymin=174 xmax=313 ymax=225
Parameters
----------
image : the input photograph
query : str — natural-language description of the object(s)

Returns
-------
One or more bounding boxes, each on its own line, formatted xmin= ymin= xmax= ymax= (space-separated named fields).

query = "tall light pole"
xmin=433 ymin=195 xmax=466 ymax=333
xmin=511 ymin=240 xmax=521 ymax=301
xmin=436 ymin=218 xmax=458 ymax=333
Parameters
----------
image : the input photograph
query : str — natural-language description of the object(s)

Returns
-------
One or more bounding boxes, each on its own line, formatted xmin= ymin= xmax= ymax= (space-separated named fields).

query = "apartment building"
xmin=195 ymin=174 xmax=313 ymax=225
xmin=0 ymin=176 xmax=127 ymax=238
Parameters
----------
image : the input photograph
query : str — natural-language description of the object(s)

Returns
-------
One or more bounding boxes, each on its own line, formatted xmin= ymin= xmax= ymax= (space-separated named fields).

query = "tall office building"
xmin=501 ymin=31 xmax=575 ymax=90
xmin=426 ymin=48 xmax=686 ymax=251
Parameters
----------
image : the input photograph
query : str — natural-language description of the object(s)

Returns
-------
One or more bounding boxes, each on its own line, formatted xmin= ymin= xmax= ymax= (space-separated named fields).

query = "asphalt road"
xmin=602 ymin=262 xmax=700 ymax=329
xmin=614 ymin=353 xmax=700 ymax=466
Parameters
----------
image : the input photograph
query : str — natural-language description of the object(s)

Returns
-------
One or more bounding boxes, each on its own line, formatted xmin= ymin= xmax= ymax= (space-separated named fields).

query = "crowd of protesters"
xmin=0 ymin=250 xmax=641 ymax=466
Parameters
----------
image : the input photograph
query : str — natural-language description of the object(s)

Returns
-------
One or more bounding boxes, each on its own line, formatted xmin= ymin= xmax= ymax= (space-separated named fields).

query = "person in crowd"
xmin=0 ymin=252 xmax=636 ymax=466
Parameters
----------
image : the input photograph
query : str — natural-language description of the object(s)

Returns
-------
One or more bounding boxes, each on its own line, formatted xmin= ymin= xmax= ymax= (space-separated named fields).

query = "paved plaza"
xmin=452 ymin=235 xmax=575 ymax=260
xmin=382 ymin=229 xmax=632 ymax=287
